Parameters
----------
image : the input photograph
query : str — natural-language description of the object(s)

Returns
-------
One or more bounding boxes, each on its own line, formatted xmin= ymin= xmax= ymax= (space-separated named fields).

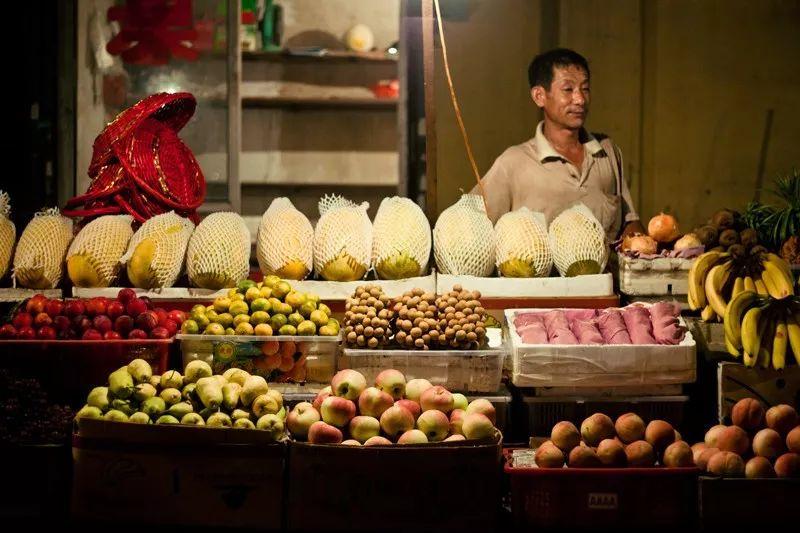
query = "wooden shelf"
xmin=242 ymin=96 xmax=397 ymax=110
xmin=242 ymin=49 xmax=398 ymax=64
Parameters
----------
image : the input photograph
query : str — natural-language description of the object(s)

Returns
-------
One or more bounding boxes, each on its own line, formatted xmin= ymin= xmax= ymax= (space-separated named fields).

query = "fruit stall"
xmin=2 ymin=77 xmax=799 ymax=530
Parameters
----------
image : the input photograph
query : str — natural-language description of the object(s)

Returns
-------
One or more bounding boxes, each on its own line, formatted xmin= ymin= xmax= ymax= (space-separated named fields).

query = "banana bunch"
xmin=723 ymin=290 xmax=800 ymax=369
xmin=688 ymin=250 xmax=796 ymax=322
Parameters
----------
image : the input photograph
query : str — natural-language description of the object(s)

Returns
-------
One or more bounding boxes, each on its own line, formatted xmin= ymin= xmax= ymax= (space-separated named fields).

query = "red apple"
xmin=396 ymin=399 xmax=422 ymax=420
xmin=420 ymin=385 xmax=455 ymax=414
xmin=126 ymin=298 xmax=148 ymax=317
xmin=93 ymin=315 xmax=112 ymax=333
xmin=107 ymin=301 xmax=125 ymax=320
xmin=0 ymin=324 xmax=18 ymax=338
xmin=117 ymin=288 xmax=136 ymax=305
xmin=103 ymin=331 xmax=122 ymax=340
xmin=12 ymin=312 xmax=33 ymax=329
xmin=358 ymin=387 xmax=394 ymax=418
xmin=45 ymin=299 xmax=64 ymax=317
xmin=73 ymin=315 xmax=92 ymax=333
xmin=287 ymin=402 xmax=321 ymax=440
xmin=64 ymin=300 xmax=86 ymax=318
xmin=16 ymin=326 xmax=36 ymax=340
xmin=167 ymin=310 xmax=186 ymax=325
xmin=85 ymin=297 xmax=109 ymax=317
xmin=466 ymin=398 xmax=497 ymax=425
xmin=374 ymin=369 xmax=406 ymax=400
xmin=380 ymin=405 xmax=415 ymax=439
xmin=313 ymin=386 xmax=332 ymax=411
xmin=37 ymin=326 xmax=57 ymax=340
xmin=154 ymin=308 xmax=168 ymax=326
xmin=416 ymin=409 xmax=450 ymax=442
xmin=405 ymin=378 xmax=433 ymax=402
xmin=34 ymin=312 xmax=53 ymax=328
xmin=320 ymin=396 xmax=357 ymax=428
xmin=139 ymin=296 xmax=153 ymax=309
xmin=25 ymin=295 xmax=47 ymax=314
xmin=150 ymin=326 xmax=170 ymax=339
xmin=308 ymin=421 xmax=343 ymax=444
xmin=330 ymin=369 xmax=367 ymax=401
xmin=52 ymin=315 xmax=71 ymax=332
xmin=114 ymin=315 xmax=134 ymax=336
xmin=135 ymin=310 xmax=159 ymax=332
xmin=161 ymin=319 xmax=178 ymax=336
xmin=82 ymin=329 xmax=102 ymax=340
xmin=127 ymin=329 xmax=148 ymax=340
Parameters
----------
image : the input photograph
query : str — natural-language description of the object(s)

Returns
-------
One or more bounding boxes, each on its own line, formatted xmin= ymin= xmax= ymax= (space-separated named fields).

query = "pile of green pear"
xmin=74 ymin=359 xmax=287 ymax=441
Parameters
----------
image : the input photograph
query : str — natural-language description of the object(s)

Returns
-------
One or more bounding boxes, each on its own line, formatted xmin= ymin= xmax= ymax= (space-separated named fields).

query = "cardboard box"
xmin=617 ymin=255 xmax=693 ymax=296
xmin=437 ymin=273 xmax=614 ymax=298
xmin=717 ymin=362 xmax=800 ymax=423
xmin=286 ymin=438 xmax=502 ymax=531
xmin=71 ymin=419 xmax=285 ymax=529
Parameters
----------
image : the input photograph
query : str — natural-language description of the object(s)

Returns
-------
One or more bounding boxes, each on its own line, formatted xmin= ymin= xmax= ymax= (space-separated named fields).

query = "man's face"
xmin=531 ymin=65 xmax=590 ymax=130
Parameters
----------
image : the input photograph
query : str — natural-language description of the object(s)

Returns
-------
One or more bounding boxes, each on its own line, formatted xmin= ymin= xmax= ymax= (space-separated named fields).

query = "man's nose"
xmin=573 ymin=91 xmax=587 ymax=106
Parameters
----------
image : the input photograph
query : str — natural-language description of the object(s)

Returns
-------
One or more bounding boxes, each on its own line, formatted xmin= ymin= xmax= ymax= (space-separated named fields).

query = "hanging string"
xmin=432 ymin=0 xmax=488 ymax=213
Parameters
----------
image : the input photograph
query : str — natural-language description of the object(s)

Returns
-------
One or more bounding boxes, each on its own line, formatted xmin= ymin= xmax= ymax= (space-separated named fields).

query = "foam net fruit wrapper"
xmin=187 ymin=212 xmax=251 ymax=289
xmin=548 ymin=203 xmax=608 ymax=277
xmin=13 ymin=208 xmax=73 ymax=289
xmin=314 ymin=194 xmax=372 ymax=281
xmin=371 ymin=196 xmax=431 ymax=279
xmin=256 ymin=198 xmax=313 ymax=280
xmin=434 ymin=194 xmax=496 ymax=276
xmin=495 ymin=207 xmax=552 ymax=277
xmin=120 ymin=211 xmax=194 ymax=289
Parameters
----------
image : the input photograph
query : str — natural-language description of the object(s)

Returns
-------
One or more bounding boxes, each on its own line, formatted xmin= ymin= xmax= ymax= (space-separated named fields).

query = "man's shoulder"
xmin=589 ymin=131 xmax=617 ymax=150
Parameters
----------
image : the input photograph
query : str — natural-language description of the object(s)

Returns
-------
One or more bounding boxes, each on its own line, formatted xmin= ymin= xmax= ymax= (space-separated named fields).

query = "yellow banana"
xmin=701 ymin=305 xmax=717 ymax=323
xmin=744 ymin=276 xmax=757 ymax=293
xmin=761 ymin=260 xmax=794 ymax=300
xmin=687 ymin=289 xmax=699 ymax=311
xmin=754 ymin=277 xmax=768 ymax=296
xmin=731 ymin=277 xmax=745 ymax=300
xmin=741 ymin=306 xmax=764 ymax=367
xmin=688 ymin=252 xmax=727 ymax=310
xmin=765 ymin=253 xmax=793 ymax=279
xmin=758 ymin=318 xmax=775 ymax=369
xmin=725 ymin=336 xmax=741 ymax=358
xmin=772 ymin=321 xmax=788 ymax=370
xmin=723 ymin=290 xmax=759 ymax=352
xmin=787 ymin=315 xmax=800 ymax=365
xmin=705 ymin=263 xmax=732 ymax=317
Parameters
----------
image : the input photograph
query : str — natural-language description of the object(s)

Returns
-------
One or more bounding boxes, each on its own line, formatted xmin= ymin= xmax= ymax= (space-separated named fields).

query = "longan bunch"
xmin=435 ymin=284 xmax=488 ymax=350
xmin=343 ymin=285 xmax=394 ymax=349
xmin=391 ymin=288 xmax=441 ymax=350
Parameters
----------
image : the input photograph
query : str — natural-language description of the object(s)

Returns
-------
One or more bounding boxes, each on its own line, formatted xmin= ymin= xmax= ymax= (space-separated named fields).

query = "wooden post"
xmin=422 ymin=0 xmax=437 ymax=220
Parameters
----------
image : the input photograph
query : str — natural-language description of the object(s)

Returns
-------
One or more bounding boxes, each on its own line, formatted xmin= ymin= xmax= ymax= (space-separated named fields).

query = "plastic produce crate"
xmin=178 ymin=334 xmax=339 ymax=385
xmin=71 ymin=418 xmax=285 ymax=529
xmin=519 ymin=395 xmax=689 ymax=439
xmin=698 ymin=476 xmax=800 ymax=527
xmin=339 ymin=346 xmax=506 ymax=393
xmin=286 ymin=438 xmax=502 ymax=532
xmin=0 ymin=339 xmax=171 ymax=406
xmin=506 ymin=308 xmax=697 ymax=388
xmin=505 ymin=451 xmax=698 ymax=528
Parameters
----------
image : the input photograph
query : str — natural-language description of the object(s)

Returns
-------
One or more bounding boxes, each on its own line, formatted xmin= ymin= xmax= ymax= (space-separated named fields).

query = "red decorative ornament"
xmin=64 ymin=92 xmax=206 ymax=224
xmin=106 ymin=0 xmax=199 ymax=65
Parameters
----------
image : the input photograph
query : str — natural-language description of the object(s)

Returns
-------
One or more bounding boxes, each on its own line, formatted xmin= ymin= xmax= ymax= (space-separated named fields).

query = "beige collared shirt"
xmin=472 ymin=121 xmax=639 ymax=240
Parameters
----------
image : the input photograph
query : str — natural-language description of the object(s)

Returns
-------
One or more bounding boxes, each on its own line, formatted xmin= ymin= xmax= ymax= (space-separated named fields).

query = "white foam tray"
xmin=618 ymin=255 xmax=694 ymax=296
xmin=436 ymin=273 xmax=614 ymax=298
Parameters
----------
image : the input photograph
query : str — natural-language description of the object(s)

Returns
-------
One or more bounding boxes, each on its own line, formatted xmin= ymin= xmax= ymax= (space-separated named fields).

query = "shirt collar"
xmin=531 ymin=121 xmax=604 ymax=163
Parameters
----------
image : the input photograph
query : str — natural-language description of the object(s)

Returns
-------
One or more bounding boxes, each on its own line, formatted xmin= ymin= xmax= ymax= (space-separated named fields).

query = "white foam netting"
xmin=371 ymin=196 xmax=431 ymax=278
xmin=256 ymin=198 xmax=313 ymax=278
xmin=548 ymin=203 xmax=608 ymax=276
xmin=433 ymin=194 xmax=496 ymax=276
xmin=495 ymin=207 xmax=552 ymax=277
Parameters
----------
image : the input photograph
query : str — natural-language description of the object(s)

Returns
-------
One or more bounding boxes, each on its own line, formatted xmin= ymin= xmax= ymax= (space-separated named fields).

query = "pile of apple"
xmin=535 ymin=413 xmax=694 ymax=468
xmin=0 ymin=289 xmax=185 ymax=340
xmin=286 ymin=369 xmax=500 ymax=445
xmin=692 ymin=399 xmax=800 ymax=478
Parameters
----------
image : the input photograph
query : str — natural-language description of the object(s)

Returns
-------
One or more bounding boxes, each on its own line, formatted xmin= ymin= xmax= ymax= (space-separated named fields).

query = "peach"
xmin=341 ymin=439 xmax=362 ymax=446
xmin=568 ymin=446 xmax=602 ymax=468
xmin=644 ymin=420 xmax=675 ymax=453
xmin=364 ymin=436 xmax=393 ymax=446
xmin=465 ymin=398 xmax=497 ymax=425
xmin=312 ymin=386 xmax=332 ymax=411
xmin=696 ymin=448 xmax=720 ymax=471
xmin=752 ymin=428 xmax=785 ymax=459
xmin=580 ymin=413 xmax=615 ymax=446
xmin=308 ymin=421 xmax=343 ymax=444
xmin=449 ymin=409 xmax=465 ymax=435
xmin=320 ymin=396 xmax=356 ymax=428
xmin=462 ymin=413 xmax=498 ymax=440
xmin=625 ymin=440 xmax=656 ymax=467
xmin=731 ymin=398 xmax=765 ymax=431
xmin=379 ymin=405 xmax=415 ymax=439
xmin=716 ymin=426 xmax=750 ymax=456
xmin=615 ymin=413 xmax=645 ymax=444
xmin=774 ymin=452 xmax=800 ymax=478
xmin=691 ymin=442 xmax=707 ymax=463
xmin=596 ymin=439 xmax=627 ymax=467
xmin=331 ymin=369 xmax=367 ymax=401
xmin=398 ymin=429 xmax=428 ymax=444
xmin=704 ymin=424 xmax=726 ymax=448
xmin=787 ymin=425 xmax=800 ymax=453
xmin=420 ymin=386 xmax=454 ymax=414
xmin=374 ymin=369 xmax=406 ymax=400
xmin=405 ymin=378 xmax=433 ymax=402
xmin=349 ymin=416 xmax=381 ymax=444
xmin=707 ymin=451 xmax=745 ymax=477
xmin=535 ymin=442 xmax=565 ymax=468
xmin=551 ymin=421 xmax=581 ymax=452
xmin=358 ymin=387 xmax=394 ymax=418
xmin=766 ymin=404 xmax=799 ymax=436
xmin=662 ymin=441 xmax=694 ymax=467
xmin=416 ymin=409 xmax=450 ymax=442
xmin=396 ymin=399 xmax=422 ymax=420
xmin=444 ymin=434 xmax=466 ymax=442
xmin=745 ymin=456 xmax=775 ymax=479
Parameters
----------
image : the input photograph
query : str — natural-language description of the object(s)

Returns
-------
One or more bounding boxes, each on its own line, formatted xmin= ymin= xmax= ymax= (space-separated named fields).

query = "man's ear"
xmin=531 ymin=86 xmax=546 ymax=108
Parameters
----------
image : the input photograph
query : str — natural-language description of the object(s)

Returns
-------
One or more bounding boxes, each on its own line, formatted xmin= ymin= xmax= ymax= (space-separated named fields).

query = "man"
xmin=472 ymin=48 xmax=644 ymax=240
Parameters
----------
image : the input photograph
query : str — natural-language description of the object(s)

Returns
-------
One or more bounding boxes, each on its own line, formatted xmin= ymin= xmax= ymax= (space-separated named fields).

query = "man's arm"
xmin=469 ymin=156 xmax=511 ymax=224
xmin=612 ymin=144 xmax=644 ymax=238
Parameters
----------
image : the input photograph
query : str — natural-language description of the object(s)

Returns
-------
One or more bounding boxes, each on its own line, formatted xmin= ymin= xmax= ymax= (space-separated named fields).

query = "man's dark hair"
xmin=528 ymin=48 xmax=590 ymax=89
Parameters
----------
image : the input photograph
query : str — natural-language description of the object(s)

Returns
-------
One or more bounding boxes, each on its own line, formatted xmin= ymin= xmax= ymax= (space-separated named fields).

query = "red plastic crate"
xmin=0 ymin=339 xmax=172 ymax=406
xmin=504 ymin=451 xmax=698 ymax=528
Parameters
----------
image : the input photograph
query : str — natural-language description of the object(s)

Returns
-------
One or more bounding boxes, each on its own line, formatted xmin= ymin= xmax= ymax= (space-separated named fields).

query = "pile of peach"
xmin=535 ymin=413 xmax=692 ymax=468
xmin=693 ymin=399 xmax=800 ymax=478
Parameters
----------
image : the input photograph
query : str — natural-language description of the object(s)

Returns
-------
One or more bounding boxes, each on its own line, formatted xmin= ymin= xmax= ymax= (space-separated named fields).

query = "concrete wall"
xmin=434 ymin=0 xmax=800 ymax=230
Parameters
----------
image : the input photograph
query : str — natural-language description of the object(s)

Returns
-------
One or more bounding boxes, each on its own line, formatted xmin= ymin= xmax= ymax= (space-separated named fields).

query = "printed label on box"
xmin=588 ymin=492 xmax=618 ymax=510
